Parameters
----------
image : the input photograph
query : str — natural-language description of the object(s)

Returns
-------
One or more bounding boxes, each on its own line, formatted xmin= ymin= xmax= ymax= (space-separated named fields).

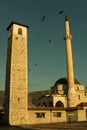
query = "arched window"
xmin=55 ymin=101 xmax=64 ymax=108
xmin=18 ymin=28 xmax=22 ymax=35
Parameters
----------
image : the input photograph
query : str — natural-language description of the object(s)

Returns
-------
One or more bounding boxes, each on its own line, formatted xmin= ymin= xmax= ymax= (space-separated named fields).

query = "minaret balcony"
xmin=64 ymin=34 xmax=72 ymax=40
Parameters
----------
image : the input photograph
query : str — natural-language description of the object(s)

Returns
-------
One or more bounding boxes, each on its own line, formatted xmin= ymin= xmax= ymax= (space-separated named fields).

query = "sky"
xmin=0 ymin=0 xmax=87 ymax=92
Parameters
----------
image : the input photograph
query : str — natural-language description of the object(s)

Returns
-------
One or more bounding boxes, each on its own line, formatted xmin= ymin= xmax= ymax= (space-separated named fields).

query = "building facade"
xmin=3 ymin=15 xmax=87 ymax=125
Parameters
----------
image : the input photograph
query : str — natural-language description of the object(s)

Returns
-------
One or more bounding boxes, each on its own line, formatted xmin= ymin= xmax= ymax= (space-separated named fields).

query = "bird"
xmin=41 ymin=16 xmax=46 ymax=21
xmin=59 ymin=10 xmax=64 ymax=14
xmin=48 ymin=40 xmax=51 ymax=43
xmin=35 ymin=64 xmax=37 ymax=66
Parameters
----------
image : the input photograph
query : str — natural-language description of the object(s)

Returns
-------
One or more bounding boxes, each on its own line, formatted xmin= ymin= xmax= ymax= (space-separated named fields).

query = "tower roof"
xmin=7 ymin=21 xmax=29 ymax=30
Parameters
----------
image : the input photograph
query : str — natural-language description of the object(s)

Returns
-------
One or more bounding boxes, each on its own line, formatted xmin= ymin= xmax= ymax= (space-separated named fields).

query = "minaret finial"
xmin=65 ymin=13 xmax=69 ymax=21
xmin=59 ymin=10 xmax=69 ymax=21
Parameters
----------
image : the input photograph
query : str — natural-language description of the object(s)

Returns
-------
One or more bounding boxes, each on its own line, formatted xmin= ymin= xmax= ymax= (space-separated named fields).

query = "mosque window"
xmin=53 ymin=112 xmax=61 ymax=117
xmin=35 ymin=113 xmax=45 ymax=118
xmin=18 ymin=28 xmax=22 ymax=35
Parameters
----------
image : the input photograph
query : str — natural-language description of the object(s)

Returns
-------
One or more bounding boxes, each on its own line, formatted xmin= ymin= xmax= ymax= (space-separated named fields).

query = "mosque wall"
xmin=52 ymin=95 xmax=67 ymax=107
xmin=26 ymin=107 xmax=87 ymax=125
xmin=27 ymin=108 xmax=67 ymax=124
xmin=74 ymin=84 xmax=87 ymax=105
xmin=67 ymin=110 xmax=78 ymax=122
xmin=78 ymin=109 xmax=86 ymax=121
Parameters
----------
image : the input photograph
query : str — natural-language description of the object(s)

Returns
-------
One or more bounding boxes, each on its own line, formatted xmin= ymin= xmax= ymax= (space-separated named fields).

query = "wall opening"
xmin=55 ymin=101 xmax=64 ymax=108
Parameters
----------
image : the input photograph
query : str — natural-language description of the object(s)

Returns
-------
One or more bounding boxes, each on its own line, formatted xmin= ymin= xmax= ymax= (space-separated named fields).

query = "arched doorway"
xmin=55 ymin=101 xmax=64 ymax=108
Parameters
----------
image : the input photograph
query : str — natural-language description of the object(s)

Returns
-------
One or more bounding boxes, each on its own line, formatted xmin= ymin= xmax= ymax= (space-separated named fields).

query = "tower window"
xmin=78 ymin=95 xmax=80 ymax=100
xmin=77 ymin=87 xmax=79 ymax=90
xmin=18 ymin=28 xmax=22 ymax=35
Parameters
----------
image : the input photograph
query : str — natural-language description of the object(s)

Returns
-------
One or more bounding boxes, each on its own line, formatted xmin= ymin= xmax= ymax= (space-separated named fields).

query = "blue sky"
xmin=0 ymin=0 xmax=87 ymax=92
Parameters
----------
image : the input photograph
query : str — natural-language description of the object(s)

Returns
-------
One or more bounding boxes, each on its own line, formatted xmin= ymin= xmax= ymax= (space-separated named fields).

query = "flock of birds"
xmin=41 ymin=10 xmax=64 ymax=21
xmin=29 ymin=10 xmax=65 ymax=72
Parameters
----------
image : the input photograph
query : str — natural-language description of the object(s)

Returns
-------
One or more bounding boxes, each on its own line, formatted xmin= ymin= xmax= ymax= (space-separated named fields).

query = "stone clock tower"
xmin=4 ymin=22 xmax=28 ymax=125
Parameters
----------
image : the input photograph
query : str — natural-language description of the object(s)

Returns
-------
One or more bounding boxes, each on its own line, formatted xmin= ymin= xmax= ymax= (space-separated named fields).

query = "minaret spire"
xmin=65 ymin=13 xmax=69 ymax=21
xmin=64 ymin=13 xmax=76 ymax=107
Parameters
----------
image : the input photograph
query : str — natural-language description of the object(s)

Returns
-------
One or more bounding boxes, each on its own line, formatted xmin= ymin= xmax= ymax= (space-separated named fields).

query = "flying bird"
xmin=48 ymin=40 xmax=51 ymax=43
xmin=59 ymin=10 xmax=64 ymax=14
xmin=41 ymin=16 xmax=46 ymax=21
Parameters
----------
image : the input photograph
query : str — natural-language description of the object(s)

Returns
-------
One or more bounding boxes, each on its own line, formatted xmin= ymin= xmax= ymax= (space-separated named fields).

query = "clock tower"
xmin=4 ymin=22 xmax=28 ymax=125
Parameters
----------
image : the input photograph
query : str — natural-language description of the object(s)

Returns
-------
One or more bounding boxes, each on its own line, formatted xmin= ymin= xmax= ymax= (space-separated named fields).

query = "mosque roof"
xmin=50 ymin=77 xmax=81 ymax=95
xmin=54 ymin=77 xmax=80 ymax=87
xmin=77 ymin=102 xmax=87 ymax=107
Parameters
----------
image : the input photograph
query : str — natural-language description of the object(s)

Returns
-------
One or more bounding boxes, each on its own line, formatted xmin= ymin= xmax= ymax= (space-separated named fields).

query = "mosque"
xmin=37 ymin=77 xmax=87 ymax=108
xmin=2 ymin=14 xmax=87 ymax=125
xmin=36 ymin=14 xmax=87 ymax=109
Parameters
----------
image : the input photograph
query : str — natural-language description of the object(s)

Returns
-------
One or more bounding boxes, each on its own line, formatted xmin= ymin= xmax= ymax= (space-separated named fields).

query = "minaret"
xmin=4 ymin=22 xmax=28 ymax=125
xmin=64 ymin=14 xmax=76 ymax=107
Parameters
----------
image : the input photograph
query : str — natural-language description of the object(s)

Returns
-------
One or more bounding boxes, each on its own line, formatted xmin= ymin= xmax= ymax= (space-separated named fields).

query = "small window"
xmin=78 ymin=95 xmax=80 ymax=100
xmin=36 ymin=113 xmax=45 ymax=118
xmin=53 ymin=112 xmax=61 ymax=117
xmin=18 ymin=28 xmax=22 ymax=35
xmin=77 ymin=87 xmax=79 ymax=90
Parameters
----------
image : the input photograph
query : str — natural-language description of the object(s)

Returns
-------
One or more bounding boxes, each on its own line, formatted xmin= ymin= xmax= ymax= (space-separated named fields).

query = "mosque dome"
xmin=54 ymin=77 xmax=80 ymax=87
xmin=51 ymin=77 xmax=81 ymax=95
